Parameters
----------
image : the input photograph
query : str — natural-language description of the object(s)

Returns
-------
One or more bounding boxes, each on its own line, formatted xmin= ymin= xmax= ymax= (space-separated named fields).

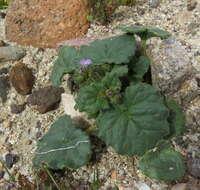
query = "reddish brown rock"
xmin=27 ymin=86 xmax=64 ymax=113
xmin=187 ymin=0 xmax=197 ymax=11
xmin=9 ymin=63 xmax=34 ymax=95
xmin=5 ymin=0 xmax=89 ymax=48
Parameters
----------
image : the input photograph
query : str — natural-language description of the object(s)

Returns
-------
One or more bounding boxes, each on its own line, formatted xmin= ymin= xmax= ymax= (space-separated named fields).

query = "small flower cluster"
xmin=79 ymin=59 xmax=92 ymax=67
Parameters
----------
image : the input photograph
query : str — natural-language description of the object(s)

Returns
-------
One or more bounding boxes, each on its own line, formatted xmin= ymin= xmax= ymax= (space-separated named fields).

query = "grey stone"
xmin=0 ymin=76 xmax=10 ymax=102
xmin=0 ymin=12 xmax=6 ymax=19
xmin=10 ymin=103 xmax=26 ymax=114
xmin=0 ymin=67 xmax=9 ymax=75
xmin=0 ymin=170 xmax=5 ymax=179
xmin=147 ymin=36 xmax=200 ymax=127
xmin=187 ymin=158 xmax=200 ymax=178
xmin=187 ymin=22 xmax=200 ymax=35
xmin=150 ymin=0 xmax=161 ymax=8
xmin=5 ymin=153 xmax=19 ymax=169
xmin=0 ymin=46 xmax=26 ymax=63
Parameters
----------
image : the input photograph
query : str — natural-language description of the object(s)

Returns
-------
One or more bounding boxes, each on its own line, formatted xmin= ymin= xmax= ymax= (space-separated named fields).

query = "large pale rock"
xmin=61 ymin=93 xmax=84 ymax=118
xmin=0 ymin=46 xmax=26 ymax=63
xmin=5 ymin=0 xmax=89 ymax=48
xmin=147 ymin=37 xmax=200 ymax=127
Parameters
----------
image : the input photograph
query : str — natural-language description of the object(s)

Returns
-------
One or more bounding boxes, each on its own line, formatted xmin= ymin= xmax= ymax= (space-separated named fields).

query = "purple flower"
xmin=79 ymin=59 xmax=92 ymax=67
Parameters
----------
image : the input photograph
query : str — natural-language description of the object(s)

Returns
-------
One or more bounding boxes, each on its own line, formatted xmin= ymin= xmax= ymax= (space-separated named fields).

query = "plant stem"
xmin=43 ymin=166 xmax=61 ymax=190
xmin=141 ymin=39 xmax=147 ymax=56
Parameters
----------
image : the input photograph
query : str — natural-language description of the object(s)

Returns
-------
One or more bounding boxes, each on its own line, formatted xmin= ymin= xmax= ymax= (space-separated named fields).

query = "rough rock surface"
xmin=27 ymin=86 xmax=64 ymax=113
xmin=0 ymin=46 xmax=26 ymax=62
xmin=9 ymin=63 xmax=34 ymax=95
xmin=5 ymin=0 xmax=89 ymax=48
xmin=147 ymin=37 xmax=200 ymax=128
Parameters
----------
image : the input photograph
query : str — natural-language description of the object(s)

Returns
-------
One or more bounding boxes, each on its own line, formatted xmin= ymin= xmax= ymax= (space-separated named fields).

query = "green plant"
xmin=34 ymin=25 xmax=186 ymax=181
xmin=90 ymin=169 xmax=102 ymax=190
xmin=0 ymin=0 xmax=9 ymax=9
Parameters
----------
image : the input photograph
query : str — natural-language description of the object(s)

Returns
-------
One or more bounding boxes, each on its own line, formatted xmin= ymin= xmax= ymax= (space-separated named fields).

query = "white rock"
xmin=135 ymin=182 xmax=151 ymax=190
xmin=171 ymin=183 xmax=188 ymax=190
xmin=61 ymin=93 xmax=83 ymax=118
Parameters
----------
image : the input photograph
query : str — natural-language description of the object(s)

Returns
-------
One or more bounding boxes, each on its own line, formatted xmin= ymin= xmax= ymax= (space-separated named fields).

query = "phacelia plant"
xmin=33 ymin=25 xmax=186 ymax=181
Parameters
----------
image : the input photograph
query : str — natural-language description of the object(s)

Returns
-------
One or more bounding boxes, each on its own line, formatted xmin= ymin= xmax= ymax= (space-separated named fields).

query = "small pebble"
xmin=26 ymin=140 xmax=32 ymax=145
xmin=2 ymin=121 xmax=12 ymax=128
xmin=0 ymin=67 xmax=9 ymax=75
xmin=5 ymin=153 xmax=19 ymax=169
xmin=9 ymin=63 xmax=34 ymax=95
xmin=187 ymin=158 xmax=200 ymax=178
xmin=195 ymin=78 xmax=200 ymax=87
xmin=35 ymin=131 xmax=42 ymax=139
xmin=0 ymin=170 xmax=5 ymax=179
xmin=0 ymin=12 xmax=6 ymax=19
xmin=3 ymin=142 xmax=13 ymax=152
xmin=187 ymin=0 xmax=197 ymax=11
xmin=0 ymin=40 xmax=6 ymax=47
xmin=149 ymin=0 xmax=161 ymax=8
xmin=10 ymin=103 xmax=26 ymax=114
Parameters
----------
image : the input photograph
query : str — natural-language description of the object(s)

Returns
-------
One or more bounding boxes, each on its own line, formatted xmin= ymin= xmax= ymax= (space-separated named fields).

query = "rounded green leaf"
xmin=116 ymin=25 xmax=171 ymax=40
xmin=138 ymin=141 xmax=186 ymax=181
xmin=50 ymin=46 xmax=81 ymax=85
xmin=79 ymin=34 xmax=136 ymax=64
xmin=115 ymin=25 xmax=146 ymax=34
xmin=132 ymin=56 xmax=150 ymax=81
xmin=97 ymin=83 xmax=170 ymax=156
xmin=164 ymin=99 xmax=186 ymax=138
xmin=147 ymin=27 xmax=171 ymax=39
xmin=33 ymin=115 xmax=91 ymax=169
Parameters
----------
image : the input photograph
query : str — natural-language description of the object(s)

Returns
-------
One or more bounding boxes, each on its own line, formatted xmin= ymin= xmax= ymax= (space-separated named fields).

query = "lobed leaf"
xmin=97 ymin=83 xmax=170 ymax=156
xmin=51 ymin=35 xmax=136 ymax=86
xmin=132 ymin=56 xmax=150 ymax=81
xmin=33 ymin=115 xmax=91 ymax=169
xmin=138 ymin=141 xmax=186 ymax=181
xmin=164 ymin=99 xmax=186 ymax=139
xmin=115 ymin=25 xmax=171 ymax=40
xmin=79 ymin=34 xmax=136 ymax=65
xmin=50 ymin=46 xmax=81 ymax=85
